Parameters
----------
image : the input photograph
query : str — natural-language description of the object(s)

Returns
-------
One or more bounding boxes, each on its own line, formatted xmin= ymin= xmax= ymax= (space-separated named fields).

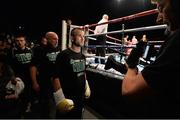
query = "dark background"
xmin=0 ymin=0 xmax=160 ymax=42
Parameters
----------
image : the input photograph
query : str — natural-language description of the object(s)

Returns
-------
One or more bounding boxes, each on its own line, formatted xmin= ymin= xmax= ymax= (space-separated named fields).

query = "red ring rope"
xmin=84 ymin=9 xmax=158 ymax=28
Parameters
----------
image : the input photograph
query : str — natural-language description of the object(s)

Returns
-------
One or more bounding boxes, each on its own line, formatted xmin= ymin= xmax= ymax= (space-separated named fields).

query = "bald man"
xmin=30 ymin=31 xmax=61 ymax=118
xmin=94 ymin=14 xmax=109 ymax=64
xmin=45 ymin=32 xmax=59 ymax=48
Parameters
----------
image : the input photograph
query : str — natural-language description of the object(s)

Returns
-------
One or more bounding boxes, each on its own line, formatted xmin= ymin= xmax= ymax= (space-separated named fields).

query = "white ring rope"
xmin=88 ymin=28 xmax=122 ymax=42
xmin=87 ymin=37 xmax=122 ymax=46
xmin=85 ymin=24 xmax=167 ymax=37
xmin=87 ymin=36 xmax=163 ymax=47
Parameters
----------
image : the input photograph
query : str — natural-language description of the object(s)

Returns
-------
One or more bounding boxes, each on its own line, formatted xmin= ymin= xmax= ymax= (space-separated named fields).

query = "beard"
xmin=72 ymin=41 xmax=84 ymax=47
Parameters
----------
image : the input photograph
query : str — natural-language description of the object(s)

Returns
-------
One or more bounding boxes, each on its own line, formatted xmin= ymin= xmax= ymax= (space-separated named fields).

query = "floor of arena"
xmin=83 ymin=106 xmax=103 ymax=119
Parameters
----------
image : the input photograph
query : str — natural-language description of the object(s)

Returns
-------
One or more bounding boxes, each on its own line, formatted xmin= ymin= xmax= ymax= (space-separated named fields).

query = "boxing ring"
xmin=61 ymin=8 xmax=167 ymax=78
xmin=61 ymin=9 xmax=167 ymax=118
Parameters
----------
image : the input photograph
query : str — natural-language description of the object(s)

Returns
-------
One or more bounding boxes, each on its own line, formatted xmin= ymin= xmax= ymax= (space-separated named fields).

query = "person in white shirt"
xmin=94 ymin=14 xmax=109 ymax=64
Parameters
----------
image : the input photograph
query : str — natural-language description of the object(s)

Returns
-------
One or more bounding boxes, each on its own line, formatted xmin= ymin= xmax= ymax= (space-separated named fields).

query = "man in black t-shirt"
xmin=121 ymin=0 xmax=180 ymax=117
xmin=52 ymin=28 xmax=91 ymax=119
xmin=30 ymin=31 xmax=60 ymax=118
xmin=7 ymin=34 xmax=33 ymax=117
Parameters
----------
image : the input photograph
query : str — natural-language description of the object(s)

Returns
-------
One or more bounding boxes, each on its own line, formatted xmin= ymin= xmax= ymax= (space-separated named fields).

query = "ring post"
xmin=82 ymin=27 xmax=89 ymax=54
xmin=61 ymin=20 xmax=67 ymax=51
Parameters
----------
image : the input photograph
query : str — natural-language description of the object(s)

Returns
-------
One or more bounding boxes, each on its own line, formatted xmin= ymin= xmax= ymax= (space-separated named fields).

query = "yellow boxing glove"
xmin=53 ymin=88 xmax=74 ymax=113
xmin=85 ymin=80 xmax=91 ymax=99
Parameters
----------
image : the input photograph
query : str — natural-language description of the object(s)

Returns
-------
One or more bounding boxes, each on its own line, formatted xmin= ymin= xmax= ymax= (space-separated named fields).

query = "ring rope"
xmin=87 ymin=36 xmax=164 ymax=47
xmin=84 ymin=9 xmax=158 ymax=28
xmin=87 ymin=37 xmax=121 ymax=46
xmin=86 ymin=45 xmax=136 ymax=48
xmin=88 ymin=28 xmax=122 ymax=43
xmin=86 ymin=24 xmax=167 ymax=37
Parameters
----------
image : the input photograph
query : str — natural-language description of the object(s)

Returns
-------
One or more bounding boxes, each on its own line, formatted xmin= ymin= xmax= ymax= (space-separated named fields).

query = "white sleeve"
xmin=94 ymin=19 xmax=108 ymax=34
xmin=53 ymin=88 xmax=65 ymax=105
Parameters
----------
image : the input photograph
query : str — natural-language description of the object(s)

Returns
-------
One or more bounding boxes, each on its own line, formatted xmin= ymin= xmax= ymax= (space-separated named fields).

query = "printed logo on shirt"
xmin=15 ymin=53 xmax=32 ymax=64
xmin=46 ymin=51 xmax=60 ymax=63
xmin=70 ymin=59 xmax=85 ymax=73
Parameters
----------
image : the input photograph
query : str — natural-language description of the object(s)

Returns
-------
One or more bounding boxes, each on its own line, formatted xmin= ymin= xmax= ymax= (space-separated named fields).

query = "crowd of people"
xmin=0 ymin=28 xmax=91 ymax=119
